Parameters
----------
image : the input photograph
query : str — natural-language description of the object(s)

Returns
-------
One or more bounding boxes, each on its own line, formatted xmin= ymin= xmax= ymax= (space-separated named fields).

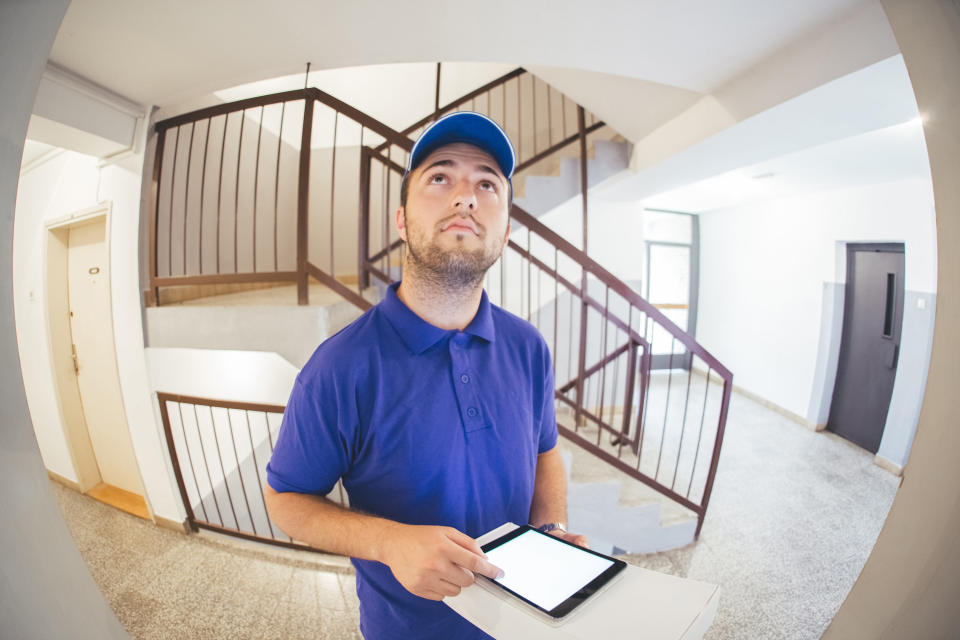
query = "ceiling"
xmin=51 ymin=0 xmax=870 ymax=108
xmin=43 ymin=0 xmax=927 ymax=215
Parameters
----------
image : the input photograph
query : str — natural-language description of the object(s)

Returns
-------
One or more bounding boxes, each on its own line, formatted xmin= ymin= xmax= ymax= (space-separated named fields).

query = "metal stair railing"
xmin=148 ymin=70 xmax=732 ymax=539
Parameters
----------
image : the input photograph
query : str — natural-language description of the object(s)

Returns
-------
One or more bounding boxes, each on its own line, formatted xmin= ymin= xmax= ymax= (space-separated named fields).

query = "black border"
xmin=480 ymin=525 xmax=627 ymax=619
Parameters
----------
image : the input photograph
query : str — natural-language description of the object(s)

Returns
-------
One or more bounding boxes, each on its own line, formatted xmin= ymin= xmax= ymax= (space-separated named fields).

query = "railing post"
xmin=577 ymin=105 xmax=588 ymax=253
xmin=149 ymin=125 xmax=166 ymax=307
xmin=695 ymin=376 xmax=733 ymax=538
xmin=358 ymin=147 xmax=371 ymax=290
xmin=297 ymin=95 xmax=314 ymax=305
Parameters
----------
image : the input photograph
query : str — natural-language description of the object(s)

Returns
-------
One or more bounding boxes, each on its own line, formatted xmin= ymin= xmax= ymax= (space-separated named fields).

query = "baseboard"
xmin=47 ymin=469 xmax=82 ymax=492
xmin=690 ymin=367 xmax=819 ymax=431
xmin=874 ymin=454 xmax=904 ymax=477
xmin=154 ymin=514 xmax=191 ymax=534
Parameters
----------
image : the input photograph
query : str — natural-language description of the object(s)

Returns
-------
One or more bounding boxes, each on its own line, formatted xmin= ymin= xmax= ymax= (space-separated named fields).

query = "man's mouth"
xmin=442 ymin=220 xmax=480 ymax=235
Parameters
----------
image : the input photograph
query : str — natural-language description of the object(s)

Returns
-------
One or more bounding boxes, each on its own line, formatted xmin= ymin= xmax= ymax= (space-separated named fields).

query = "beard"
xmin=403 ymin=212 xmax=506 ymax=292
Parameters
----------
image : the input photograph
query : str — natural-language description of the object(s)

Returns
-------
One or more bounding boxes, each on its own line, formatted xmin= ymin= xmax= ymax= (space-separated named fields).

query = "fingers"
xmin=444 ymin=529 xmax=505 ymax=580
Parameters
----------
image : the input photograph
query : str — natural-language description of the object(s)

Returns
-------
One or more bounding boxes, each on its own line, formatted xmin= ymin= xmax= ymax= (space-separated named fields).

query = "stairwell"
xmin=146 ymin=68 xmax=731 ymax=557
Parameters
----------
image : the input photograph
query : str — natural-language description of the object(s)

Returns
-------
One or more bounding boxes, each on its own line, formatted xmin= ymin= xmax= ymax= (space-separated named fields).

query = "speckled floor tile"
xmin=51 ymin=387 xmax=899 ymax=640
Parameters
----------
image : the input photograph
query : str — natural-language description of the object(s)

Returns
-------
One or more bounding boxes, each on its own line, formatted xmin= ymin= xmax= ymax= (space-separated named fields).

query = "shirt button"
xmin=467 ymin=407 xmax=478 ymax=417
xmin=460 ymin=374 xmax=470 ymax=384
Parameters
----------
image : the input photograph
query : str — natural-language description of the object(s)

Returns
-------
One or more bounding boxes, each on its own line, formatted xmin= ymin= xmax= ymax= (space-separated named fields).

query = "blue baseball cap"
xmin=406 ymin=111 xmax=516 ymax=180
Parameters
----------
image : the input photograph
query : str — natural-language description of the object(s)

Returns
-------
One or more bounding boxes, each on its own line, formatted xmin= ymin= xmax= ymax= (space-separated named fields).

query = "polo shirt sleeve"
xmin=537 ymin=336 xmax=559 ymax=454
xmin=266 ymin=372 xmax=355 ymax=495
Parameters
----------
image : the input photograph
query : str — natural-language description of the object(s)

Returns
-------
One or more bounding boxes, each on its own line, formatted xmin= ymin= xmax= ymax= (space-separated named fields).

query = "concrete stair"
xmin=145 ymin=283 xmax=375 ymax=368
xmin=514 ymin=138 xmax=630 ymax=218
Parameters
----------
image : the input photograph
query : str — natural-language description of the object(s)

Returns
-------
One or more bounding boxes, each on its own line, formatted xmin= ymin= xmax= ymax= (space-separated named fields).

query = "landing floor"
xmin=53 ymin=390 xmax=899 ymax=639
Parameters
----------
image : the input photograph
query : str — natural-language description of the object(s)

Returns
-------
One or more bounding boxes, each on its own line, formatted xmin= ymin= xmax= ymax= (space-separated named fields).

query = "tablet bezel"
xmin=479 ymin=525 xmax=627 ymax=620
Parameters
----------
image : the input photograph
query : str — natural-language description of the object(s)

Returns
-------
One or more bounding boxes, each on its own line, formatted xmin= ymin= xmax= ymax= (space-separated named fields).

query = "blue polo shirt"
xmin=266 ymin=282 xmax=558 ymax=639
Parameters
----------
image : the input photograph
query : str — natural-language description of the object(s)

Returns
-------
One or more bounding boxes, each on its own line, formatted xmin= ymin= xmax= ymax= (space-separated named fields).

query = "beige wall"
xmin=824 ymin=0 xmax=960 ymax=636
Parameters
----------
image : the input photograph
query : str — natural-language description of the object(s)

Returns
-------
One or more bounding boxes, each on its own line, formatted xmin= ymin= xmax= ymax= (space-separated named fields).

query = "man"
xmin=264 ymin=111 xmax=585 ymax=639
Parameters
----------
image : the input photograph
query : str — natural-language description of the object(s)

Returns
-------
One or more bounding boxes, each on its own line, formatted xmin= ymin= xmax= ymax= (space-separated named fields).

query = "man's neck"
xmin=395 ymin=272 xmax=484 ymax=332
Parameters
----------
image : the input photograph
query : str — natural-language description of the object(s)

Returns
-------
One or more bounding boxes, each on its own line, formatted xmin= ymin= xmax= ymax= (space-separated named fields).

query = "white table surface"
xmin=445 ymin=523 xmax=720 ymax=640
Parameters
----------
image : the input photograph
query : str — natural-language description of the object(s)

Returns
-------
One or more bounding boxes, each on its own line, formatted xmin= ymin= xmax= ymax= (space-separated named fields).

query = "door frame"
xmin=44 ymin=202 xmax=141 ymax=496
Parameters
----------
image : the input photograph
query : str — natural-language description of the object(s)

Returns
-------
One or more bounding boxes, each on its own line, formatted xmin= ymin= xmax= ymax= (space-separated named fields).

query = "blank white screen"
xmin=485 ymin=530 xmax=613 ymax=612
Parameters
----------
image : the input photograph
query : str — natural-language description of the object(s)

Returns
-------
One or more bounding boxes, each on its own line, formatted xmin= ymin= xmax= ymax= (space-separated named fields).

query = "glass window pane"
xmin=643 ymin=210 xmax=691 ymax=244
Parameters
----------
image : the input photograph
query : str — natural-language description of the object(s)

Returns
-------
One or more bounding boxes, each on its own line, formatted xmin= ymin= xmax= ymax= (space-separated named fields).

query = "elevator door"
xmin=827 ymin=244 xmax=905 ymax=453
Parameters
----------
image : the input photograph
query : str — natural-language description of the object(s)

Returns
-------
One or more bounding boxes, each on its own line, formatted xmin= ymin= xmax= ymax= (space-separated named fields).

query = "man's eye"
xmin=479 ymin=181 xmax=496 ymax=191
xmin=429 ymin=174 xmax=447 ymax=184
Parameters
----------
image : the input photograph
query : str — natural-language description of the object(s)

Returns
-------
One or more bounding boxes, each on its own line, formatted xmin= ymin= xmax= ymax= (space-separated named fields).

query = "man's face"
xmin=396 ymin=143 xmax=511 ymax=289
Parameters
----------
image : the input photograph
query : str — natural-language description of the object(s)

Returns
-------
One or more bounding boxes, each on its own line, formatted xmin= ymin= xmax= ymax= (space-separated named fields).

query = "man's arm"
xmin=529 ymin=445 xmax=589 ymax=547
xmin=264 ymin=485 xmax=503 ymax=600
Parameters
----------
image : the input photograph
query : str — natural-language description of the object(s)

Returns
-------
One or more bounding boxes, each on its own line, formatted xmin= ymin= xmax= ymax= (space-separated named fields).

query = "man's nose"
xmin=453 ymin=187 xmax=477 ymax=214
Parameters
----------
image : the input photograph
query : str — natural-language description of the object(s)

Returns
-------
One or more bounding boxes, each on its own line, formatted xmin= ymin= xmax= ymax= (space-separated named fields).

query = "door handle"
xmin=887 ymin=343 xmax=900 ymax=369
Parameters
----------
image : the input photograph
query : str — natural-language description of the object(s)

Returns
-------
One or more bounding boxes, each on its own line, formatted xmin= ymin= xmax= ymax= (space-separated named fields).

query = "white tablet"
xmin=479 ymin=525 xmax=627 ymax=621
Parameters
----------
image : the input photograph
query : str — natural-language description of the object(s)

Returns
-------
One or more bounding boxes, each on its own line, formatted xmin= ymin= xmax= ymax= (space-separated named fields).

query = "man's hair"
xmin=399 ymin=165 xmax=513 ymax=210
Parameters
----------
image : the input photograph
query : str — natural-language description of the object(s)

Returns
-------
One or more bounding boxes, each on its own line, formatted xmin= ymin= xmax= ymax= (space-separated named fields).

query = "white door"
xmin=67 ymin=220 xmax=144 ymax=496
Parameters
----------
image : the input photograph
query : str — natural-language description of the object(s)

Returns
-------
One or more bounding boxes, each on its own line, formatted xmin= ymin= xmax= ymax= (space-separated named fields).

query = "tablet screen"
xmin=480 ymin=526 xmax=625 ymax=618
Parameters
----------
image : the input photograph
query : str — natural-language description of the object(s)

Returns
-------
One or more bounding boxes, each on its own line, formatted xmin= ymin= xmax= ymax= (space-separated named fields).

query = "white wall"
xmin=13 ymin=146 xmax=184 ymax=520
xmin=697 ymin=176 xmax=936 ymax=445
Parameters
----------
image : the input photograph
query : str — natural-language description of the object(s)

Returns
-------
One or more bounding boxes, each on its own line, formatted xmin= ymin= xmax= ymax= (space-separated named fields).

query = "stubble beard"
xmin=403 ymin=212 xmax=506 ymax=294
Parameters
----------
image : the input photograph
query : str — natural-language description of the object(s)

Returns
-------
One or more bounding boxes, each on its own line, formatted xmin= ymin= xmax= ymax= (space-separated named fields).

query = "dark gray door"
xmin=827 ymin=243 xmax=905 ymax=453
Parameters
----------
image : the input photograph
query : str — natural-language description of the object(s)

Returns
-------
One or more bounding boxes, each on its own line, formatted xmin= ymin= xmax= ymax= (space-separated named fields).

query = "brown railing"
xmin=151 ymin=87 xmax=412 ymax=309
xmin=150 ymin=69 xmax=732 ymax=539
xmin=157 ymin=392 xmax=347 ymax=550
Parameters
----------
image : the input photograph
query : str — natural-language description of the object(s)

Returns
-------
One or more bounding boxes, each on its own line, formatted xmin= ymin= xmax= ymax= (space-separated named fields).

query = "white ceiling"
xmin=51 ymin=0 xmax=870 ymax=107
xmin=43 ymin=0 xmax=927 ymax=216
xmin=643 ymin=117 xmax=930 ymax=214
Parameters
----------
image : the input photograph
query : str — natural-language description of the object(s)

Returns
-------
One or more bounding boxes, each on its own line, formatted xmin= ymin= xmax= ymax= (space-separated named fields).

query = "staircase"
xmin=516 ymin=135 xmax=631 ymax=218
xmin=146 ymin=68 xmax=733 ymax=556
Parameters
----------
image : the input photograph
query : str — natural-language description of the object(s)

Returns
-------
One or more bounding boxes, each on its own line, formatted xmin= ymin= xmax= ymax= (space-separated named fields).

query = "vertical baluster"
xmin=671 ymin=350 xmax=696 ymax=491
xmin=182 ymin=121 xmax=195 ymax=276
xmin=597 ymin=287 xmax=610 ymax=445
xmin=245 ymin=411 xmax=279 ymax=539
xmin=553 ymin=247 xmax=559 ymax=382
xmin=274 ymin=102 xmax=286 ymax=272
xmin=167 ymin=127 xmax=180 ymax=279
xmin=654 ymin=337 xmax=677 ymax=481
xmin=532 ymin=76 xmax=538 ymax=156
xmin=263 ymin=411 xmax=293 ymax=542
xmin=526 ymin=230 xmax=532 ymax=321
xmin=216 ymin=114 xmax=227 ymax=274
xmin=176 ymin=402 xmax=208 ymax=522
xmin=209 ymin=406 xmax=240 ymax=530
xmin=225 ymin=409 xmax=256 ymax=536
xmin=567 ymin=289 xmax=575 ymax=405
xmin=687 ymin=366 xmax=711 ymax=499
xmin=193 ymin=404 xmax=225 ymax=527
xmin=637 ymin=342 xmax=653 ymax=464
xmin=547 ymin=85 xmax=553 ymax=149
xmin=382 ymin=161 xmax=389 ymax=278
xmin=561 ymin=94 xmax=568 ymax=140
xmin=329 ymin=110 xmax=339 ymax=276
xmin=297 ymin=98 xmax=314 ymax=305
xmin=611 ymin=326 xmax=621 ymax=457
xmin=252 ymin=106 xmax=264 ymax=273
xmin=516 ymin=76 xmax=522 ymax=162
xmin=199 ymin=118 xmax=211 ymax=275
xmin=502 ymin=82 xmax=507 ymax=132
xmin=233 ymin=109 xmax=247 ymax=274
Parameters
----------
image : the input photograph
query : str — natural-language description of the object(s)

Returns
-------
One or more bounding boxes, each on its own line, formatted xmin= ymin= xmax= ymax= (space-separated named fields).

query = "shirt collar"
xmin=382 ymin=282 xmax=496 ymax=354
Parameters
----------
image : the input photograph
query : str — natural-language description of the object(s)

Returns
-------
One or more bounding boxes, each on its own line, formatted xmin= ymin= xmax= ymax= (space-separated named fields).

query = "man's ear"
xmin=396 ymin=206 xmax=407 ymax=242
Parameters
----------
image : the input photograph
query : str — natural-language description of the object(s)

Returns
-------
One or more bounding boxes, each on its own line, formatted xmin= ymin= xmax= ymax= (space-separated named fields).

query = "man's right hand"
xmin=381 ymin=524 xmax=504 ymax=601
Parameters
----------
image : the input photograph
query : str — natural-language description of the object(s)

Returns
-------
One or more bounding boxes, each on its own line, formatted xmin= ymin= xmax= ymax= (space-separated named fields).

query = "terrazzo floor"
xmin=53 ymin=390 xmax=900 ymax=639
